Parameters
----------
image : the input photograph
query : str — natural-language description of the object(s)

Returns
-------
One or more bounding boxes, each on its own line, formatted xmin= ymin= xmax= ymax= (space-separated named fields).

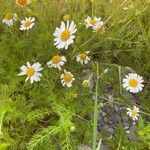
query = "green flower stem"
xmin=0 ymin=111 xmax=6 ymax=132
xmin=140 ymin=111 xmax=150 ymax=116
xmin=118 ymin=66 xmax=122 ymax=94
xmin=92 ymin=61 xmax=99 ymax=150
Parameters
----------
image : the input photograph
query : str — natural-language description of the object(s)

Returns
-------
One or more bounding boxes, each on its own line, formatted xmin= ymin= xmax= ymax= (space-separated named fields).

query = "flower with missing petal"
xmin=54 ymin=20 xmax=77 ymax=50
xmin=20 ymin=17 xmax=35 ymax=31
xmin=122 ymin=73 xmax=144 ymax=93
xmin=85 ymin=16 xmax=104 ymax=31
xmin=47 ymin=54 xmax=66 ymax=70
xmin=60 ymin=70 xmax=75 ymax=87
xmin=127 ymin=106 xmax=139 ymax=121
xmin=18 ymin=62 xmax=43 ymax=84
xmin=76 ymin=51 xmax=90 ymax=65
xmin=16 ymin=0 xmax=31 ymax=7
xmin=2 ymin=12 xmax=17 ymax=27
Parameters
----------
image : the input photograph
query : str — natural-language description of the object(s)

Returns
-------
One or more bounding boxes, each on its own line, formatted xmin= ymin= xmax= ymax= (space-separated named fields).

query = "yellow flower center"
xmin=63 ymin=73 xmax=72 ymax=83
xmin=61 ymin=30 xmax=70 ymax=41
xmin=5 ymin=13 xmax=13 ymax=20
xmin=129 ymin=79 xmax=138 ymax=87
xmin=26 ymin=67 xmax=35 ymax=77
xmin=17 ymin=0 xmax=28 ymax=6
xmin=80 ymin=53 xmax=87 ymax=61
xmin=25 ymin=21 xmax=31 ymax=27
xmin=90 ymin=19 xmax=96 ymax=25
xmin=52 ymin=55 xmax=61 ymax=64
xmin=131 ymin=110 xmax=137 ymax=117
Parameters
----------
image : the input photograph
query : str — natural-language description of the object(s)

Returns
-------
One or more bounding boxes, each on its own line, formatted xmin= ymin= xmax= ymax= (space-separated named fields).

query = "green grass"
xmin=0 ymin=0 xmax=150 ymax=150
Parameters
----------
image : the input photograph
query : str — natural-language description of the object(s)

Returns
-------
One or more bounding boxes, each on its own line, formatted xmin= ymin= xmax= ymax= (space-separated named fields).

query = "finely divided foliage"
xmin=0 ymin=0 xmax=150 ymax=150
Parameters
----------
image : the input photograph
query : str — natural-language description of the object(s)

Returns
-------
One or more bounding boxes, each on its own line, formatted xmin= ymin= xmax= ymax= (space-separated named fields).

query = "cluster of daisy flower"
xmin=122 ymin=73 xmax=144 ymax=122
xmin=16 ymin=19 xmax=91 ymax=87
xmin=2 ymin=12 xmax=35 ymax=31
xmin=2 ymin=0 xmax=145 ymax=122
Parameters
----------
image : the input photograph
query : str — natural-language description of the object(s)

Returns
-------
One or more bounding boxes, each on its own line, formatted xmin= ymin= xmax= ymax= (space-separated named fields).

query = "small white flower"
xmin=53 ymin=20 xmax=77 ymax=50
xmin=76 ymin=51 xmax=90 ymax=65
xmin=85 ymin=16 xmax=104 ymax=31
xmin=16 ymin=0 xmax=31 ymax=7
xmin=47 ymin=54 xmax=66 ymax=70
xmin=60 ymin=70 xmax=75 ymax=87
xmin=122 ymin=73 xmax=144 ymax=93
xmin=20 ymin=17 xmax=35 ymax=31
xmin=2 ymin=13 xmax=17 ymax=27
xmin=127 ymin=106 xmax=140 ymax=121
xmin=18 ymin=62 xmax=43 ymax=84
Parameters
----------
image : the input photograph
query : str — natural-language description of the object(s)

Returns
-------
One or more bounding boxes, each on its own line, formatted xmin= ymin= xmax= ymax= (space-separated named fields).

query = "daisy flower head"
xmin=76 ymin=51 xmax=90 ymax=65
xmin=60 ymin=70 xmax=75 ymax=87
xmin=16 ymin=0 xmax=31 ymax=7
xmin=85 ymin=16 xmax=104 ymax=30
xmin=47 ymin=54 xmax=66 ymax=70
xmin=122 ymin=73 xmax=144 ymax=93
xmin=2 ymin=12 xmax=17 ymax=27
xmin=18 ymin=62 xmax=43 ymax=84
xmin=20 ymin=17 xmax=35 ymax=31
xmin=127 ymin=106 xmax=139 ymax=121
xmin=54 ymin=20 xmax=77 ymax=50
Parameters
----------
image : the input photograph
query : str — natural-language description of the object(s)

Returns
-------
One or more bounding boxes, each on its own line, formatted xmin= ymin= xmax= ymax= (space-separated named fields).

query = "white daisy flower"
xmin=2 ymin=13 xmax=17 ymax=27
xmin=18 ymin=62 xmax=43 ymax=84
xmin=85 ymin=16 xmax=104 ymax=30
xmin=60 ymin=70 xmax=75 ymax=87
xmin=76 ymin=51 xmax=90 ymax=65
xmin=54 ymin=20 xmax=77 ymax=50
xmin=16 ymin=0 xmax=31 ymax=7
xmin=20 ymin=17 xmax=35 ymax=31
xmin=127 ymin=106 xmax=140 ymax=121
xmin=47 ymin=54 xmax=66 ymax=70
xmin=122 ymin=73 xmax=144 ymax=93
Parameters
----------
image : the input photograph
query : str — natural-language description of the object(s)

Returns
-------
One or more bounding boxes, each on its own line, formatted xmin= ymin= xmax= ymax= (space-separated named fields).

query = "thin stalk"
xmin=0 ymin=111 xmax=6 ymax=132
xmin=92 ymin=62 xmax=99 ymax=150
xmin=96 ymin=138 xmax=102 ymax=150
xmin=140 ymin=111 xmax=150 ymax=116
xmin=117 ymin=137 xmax=122 ymax=150
xmin=118 ymin=66 xmax=122 ymax=94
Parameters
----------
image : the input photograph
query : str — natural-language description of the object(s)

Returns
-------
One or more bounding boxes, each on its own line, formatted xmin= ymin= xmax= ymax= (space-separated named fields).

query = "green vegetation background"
xmin=0 ymin=0 xmax=150 ymax=149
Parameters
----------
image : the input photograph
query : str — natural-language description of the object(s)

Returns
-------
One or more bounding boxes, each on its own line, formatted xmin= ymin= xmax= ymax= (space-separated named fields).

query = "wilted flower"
xmin=47 ymin=54 xmax=66 ymax=70
xmin=16 ymin=0 xmax=31 ymax=7
xmin=63 ymin=14 xmax=70 ymax=21
xmin=76 ymin=51 xmax=90 ymax=65
xmin=2 ymin=12 xmax=17 ymax=27
xmin=85 ymin=16 xmax=104 ymax=32
xmin=82 ymin=80 xmax=90 ymax=88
